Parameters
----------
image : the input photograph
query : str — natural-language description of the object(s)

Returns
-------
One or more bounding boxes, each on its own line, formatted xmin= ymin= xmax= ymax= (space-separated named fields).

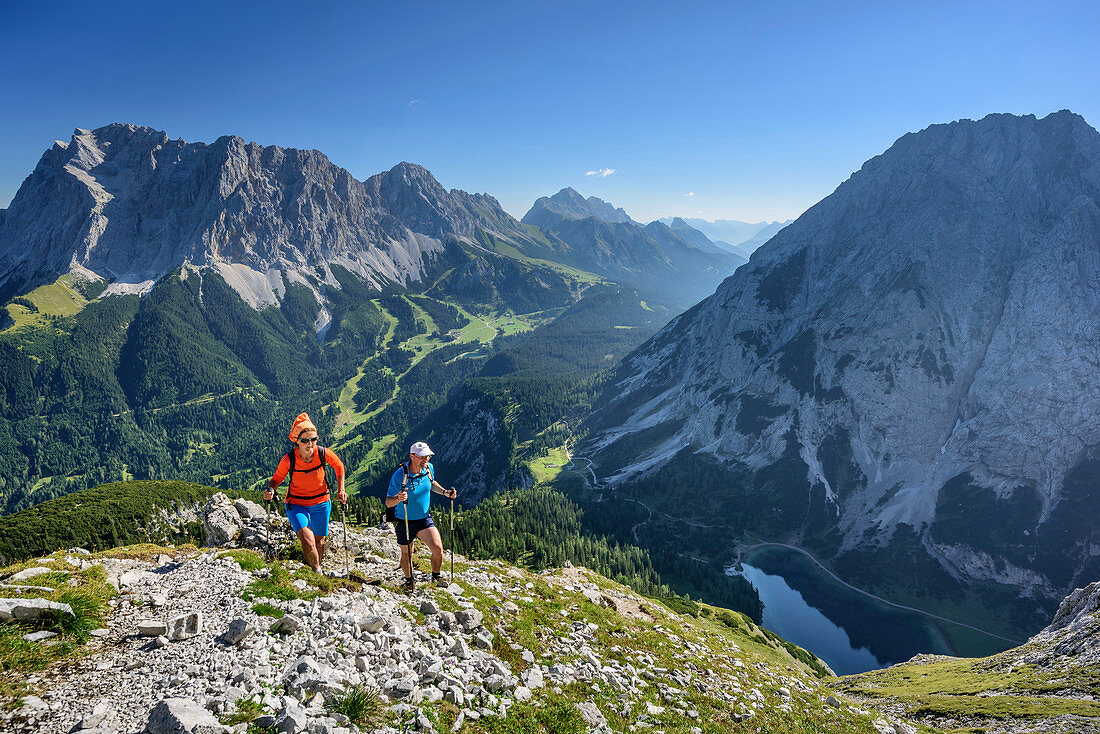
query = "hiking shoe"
xmin=403 ymin=576 xmax=416 ymax=593
xmin=432 ymin=572 xmax=445 ymax=586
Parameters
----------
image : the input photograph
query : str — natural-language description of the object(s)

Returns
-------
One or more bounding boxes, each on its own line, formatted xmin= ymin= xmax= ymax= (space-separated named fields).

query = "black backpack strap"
xmin=288 ymin=448 xmax=324 ymax=474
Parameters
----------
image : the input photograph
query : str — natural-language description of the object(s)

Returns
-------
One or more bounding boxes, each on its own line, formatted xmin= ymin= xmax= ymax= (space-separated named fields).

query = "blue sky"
xmin=2 ymin=0 xmax=1097 ymax=223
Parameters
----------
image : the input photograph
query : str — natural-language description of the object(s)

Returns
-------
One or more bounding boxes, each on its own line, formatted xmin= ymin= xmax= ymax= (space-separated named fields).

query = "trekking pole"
xmin=450 ymin=488 xmax=456 ymax=586
xmin=404 ymin=498 xmax=411 ymax=573
xmin=263 ymin=491 xmax=271 ymax=561
xmin=340 ymin=498 xmax=350 ymax=579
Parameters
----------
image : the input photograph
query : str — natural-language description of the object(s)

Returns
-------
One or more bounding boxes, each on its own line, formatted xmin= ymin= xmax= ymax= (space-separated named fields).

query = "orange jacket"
xmin=270 ymin=447 xmax=344 ymax=506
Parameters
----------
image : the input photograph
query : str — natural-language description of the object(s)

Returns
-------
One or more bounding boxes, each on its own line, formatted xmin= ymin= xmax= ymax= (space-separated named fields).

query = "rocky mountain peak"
xmin=584 ymin=111 xmax=1100 ymax=610
xmin=522 ymin=187 xmax=634 ymax=227
xmin=0 ymin=125 xmax=531 ymax=307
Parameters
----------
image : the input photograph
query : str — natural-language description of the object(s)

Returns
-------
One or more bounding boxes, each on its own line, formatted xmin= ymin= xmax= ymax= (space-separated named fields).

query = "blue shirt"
xmin=387 ymin=462 xmax=434 ymax=521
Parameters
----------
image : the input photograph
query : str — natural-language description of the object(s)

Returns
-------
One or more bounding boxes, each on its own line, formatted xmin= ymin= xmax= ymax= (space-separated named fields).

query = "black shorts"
xmin=395 ymin=515 xmax=435 ymax=546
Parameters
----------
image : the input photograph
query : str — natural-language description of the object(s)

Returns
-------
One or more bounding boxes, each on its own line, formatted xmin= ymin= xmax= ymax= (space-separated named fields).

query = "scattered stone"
xmin=0 ymin=597 xmax=74 ymax=622
xmin=455 ymin=609 xmax=483 ymax=630
xmin=70 ymin=700 xmax=118 ymax=733
xmin=872 ymin=720 xmax=896 ymax=734
xmin=222 ymin=618 xmax=254 ymax=645
xmin=166 ymin=612 xmax=202 ymax=640
xmin=269 ymin=616 xmax=300 ymax=634
xmin=138 ymin=620 xmax=168 ymax=637
xmin=360 ymin=615 xmax=385 ymax=633
xmin=22 ymin=630 xmax=58 ymax=642
xmin=576 ymin=700 xmax=607 ymax=728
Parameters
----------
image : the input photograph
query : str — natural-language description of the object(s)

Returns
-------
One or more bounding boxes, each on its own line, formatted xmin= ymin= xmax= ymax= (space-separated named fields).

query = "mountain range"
xmin=523 ymin=188 xmax=746 ymax=305
xmin=657 ymin=217 xmax=792 ymax=258
xmin=583 ymin=110 xmax=1100 ymax=633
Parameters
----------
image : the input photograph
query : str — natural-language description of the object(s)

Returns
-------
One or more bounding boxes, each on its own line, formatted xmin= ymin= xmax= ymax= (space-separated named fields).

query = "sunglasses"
xmin=298 ymin=437 xmax=318 ymax=444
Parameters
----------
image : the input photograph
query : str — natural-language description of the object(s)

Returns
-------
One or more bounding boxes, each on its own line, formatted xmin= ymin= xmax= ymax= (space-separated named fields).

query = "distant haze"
xmin=657 ymin=217 xmax=792 ymax=255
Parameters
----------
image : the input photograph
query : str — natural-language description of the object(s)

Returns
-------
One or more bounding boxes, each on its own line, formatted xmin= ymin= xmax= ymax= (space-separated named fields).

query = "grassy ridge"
xmin=834 ymin=653 xmax=1100 ymax=732
xmin=0 ymin=480 xmax=241 ymax=562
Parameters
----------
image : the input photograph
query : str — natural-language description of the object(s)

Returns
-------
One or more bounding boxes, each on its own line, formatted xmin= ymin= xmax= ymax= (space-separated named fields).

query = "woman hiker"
xmin=264 ymin=413 xmax=347 ymax=573
xmin=385 ymin=441 xmax=457 ymax=591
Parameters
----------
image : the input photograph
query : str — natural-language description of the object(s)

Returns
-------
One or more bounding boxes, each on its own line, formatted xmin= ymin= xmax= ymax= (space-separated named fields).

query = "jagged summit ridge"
xmin=585 ymin=111 xmax=1100 ymax=601
xmin=0 ymin=124 xmax=525 ymax=306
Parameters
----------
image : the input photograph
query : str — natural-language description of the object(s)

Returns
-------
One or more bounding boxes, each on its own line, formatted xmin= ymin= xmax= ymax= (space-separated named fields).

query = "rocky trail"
xmin=0 ymin=494 xmax=923 ymax=734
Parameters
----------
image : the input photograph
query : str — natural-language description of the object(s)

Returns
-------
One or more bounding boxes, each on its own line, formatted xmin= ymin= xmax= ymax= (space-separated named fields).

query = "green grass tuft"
xmin=251 ymin=602 xmax=285 ymax=618
xmin=326 ymin=685 xmax=384 ymax=727
xmin=219 ymin=549 xmax=266 ymax=572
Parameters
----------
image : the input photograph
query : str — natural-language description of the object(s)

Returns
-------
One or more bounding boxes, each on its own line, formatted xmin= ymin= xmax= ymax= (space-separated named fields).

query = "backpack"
xmin=383 ymin=461 xmax=434 ymax=524
xmin=284 ymin=447 xmax=332 ymax=503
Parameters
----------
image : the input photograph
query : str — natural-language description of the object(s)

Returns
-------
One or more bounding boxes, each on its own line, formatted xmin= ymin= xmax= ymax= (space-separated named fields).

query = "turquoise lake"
xmin=728 ymin=548 xmax=959 ymax=675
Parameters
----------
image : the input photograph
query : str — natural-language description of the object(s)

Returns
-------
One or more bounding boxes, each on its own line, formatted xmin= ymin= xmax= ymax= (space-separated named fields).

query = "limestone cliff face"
xmin=585 ymin=111 xmax=1100 ymax=600
xmin=0 ymin=124 xmax=523 ymax=306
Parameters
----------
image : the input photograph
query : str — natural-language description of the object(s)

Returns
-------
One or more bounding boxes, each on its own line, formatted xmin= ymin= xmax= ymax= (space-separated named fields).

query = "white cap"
xmin=410 ymin=441 xmax=434 ymax=457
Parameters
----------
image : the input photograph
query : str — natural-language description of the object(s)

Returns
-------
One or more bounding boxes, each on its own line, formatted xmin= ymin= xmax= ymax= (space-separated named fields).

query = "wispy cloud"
xmin=408 ymin=99 xmax=426 ymax=107
xmin=585 ymin=168 xmax=616 ymax=178
xmin=684 ymin=192 xmax=696 ymax=198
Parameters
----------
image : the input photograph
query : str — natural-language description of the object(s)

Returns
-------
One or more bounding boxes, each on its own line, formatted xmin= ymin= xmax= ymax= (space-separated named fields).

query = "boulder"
xmin=274 ymin=704 xmax=310 ymax=734
xmin=0 ymin=597 xmax=74 ymax=622
xmin=233 ymin=498 xmax=267 ymax=520
xmin=146 ymin=698 xmax=230 ymax=733
xmin=8 ymin=566 xmax=54 ymax=582
xmin=203 ymin=493 xmax=243 ymax=546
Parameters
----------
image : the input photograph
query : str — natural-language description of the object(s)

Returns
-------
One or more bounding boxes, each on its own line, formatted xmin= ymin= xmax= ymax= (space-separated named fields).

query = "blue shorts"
xmin=285 ymin=501 xmax=331 ymax=537
xmin=395 ymin=516 xmax=435 ymax=546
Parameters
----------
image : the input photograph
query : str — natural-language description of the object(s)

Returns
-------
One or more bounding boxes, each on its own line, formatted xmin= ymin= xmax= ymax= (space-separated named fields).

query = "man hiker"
xmin=386 ymin=441 xmax=457 ymax=591
xmin=265 ymin=413 xmax=347 ymax=573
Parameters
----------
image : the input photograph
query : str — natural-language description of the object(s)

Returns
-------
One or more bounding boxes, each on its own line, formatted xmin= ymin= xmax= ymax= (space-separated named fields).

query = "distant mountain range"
xmin=585 ymin=110 xmax=1100 ymax=634
xmin=523 ymin=189 xmax=746 ymax=306
xmin=658 ymin=217 xmax=792 ymax=258
xmin=0 ymin=124 xmax=550 ymax=308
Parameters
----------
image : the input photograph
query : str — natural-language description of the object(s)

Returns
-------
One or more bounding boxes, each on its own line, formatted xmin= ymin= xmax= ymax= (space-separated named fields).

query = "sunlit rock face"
xmin=586 ymin=111 xmax=1100 ymax=603
xmin=0 ymin=124 xmax=525 ymax=306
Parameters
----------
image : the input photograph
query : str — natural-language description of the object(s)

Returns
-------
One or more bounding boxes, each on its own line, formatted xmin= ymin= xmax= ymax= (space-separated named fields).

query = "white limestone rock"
xmin=145 ymin=698 xmax=230 ymax=734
